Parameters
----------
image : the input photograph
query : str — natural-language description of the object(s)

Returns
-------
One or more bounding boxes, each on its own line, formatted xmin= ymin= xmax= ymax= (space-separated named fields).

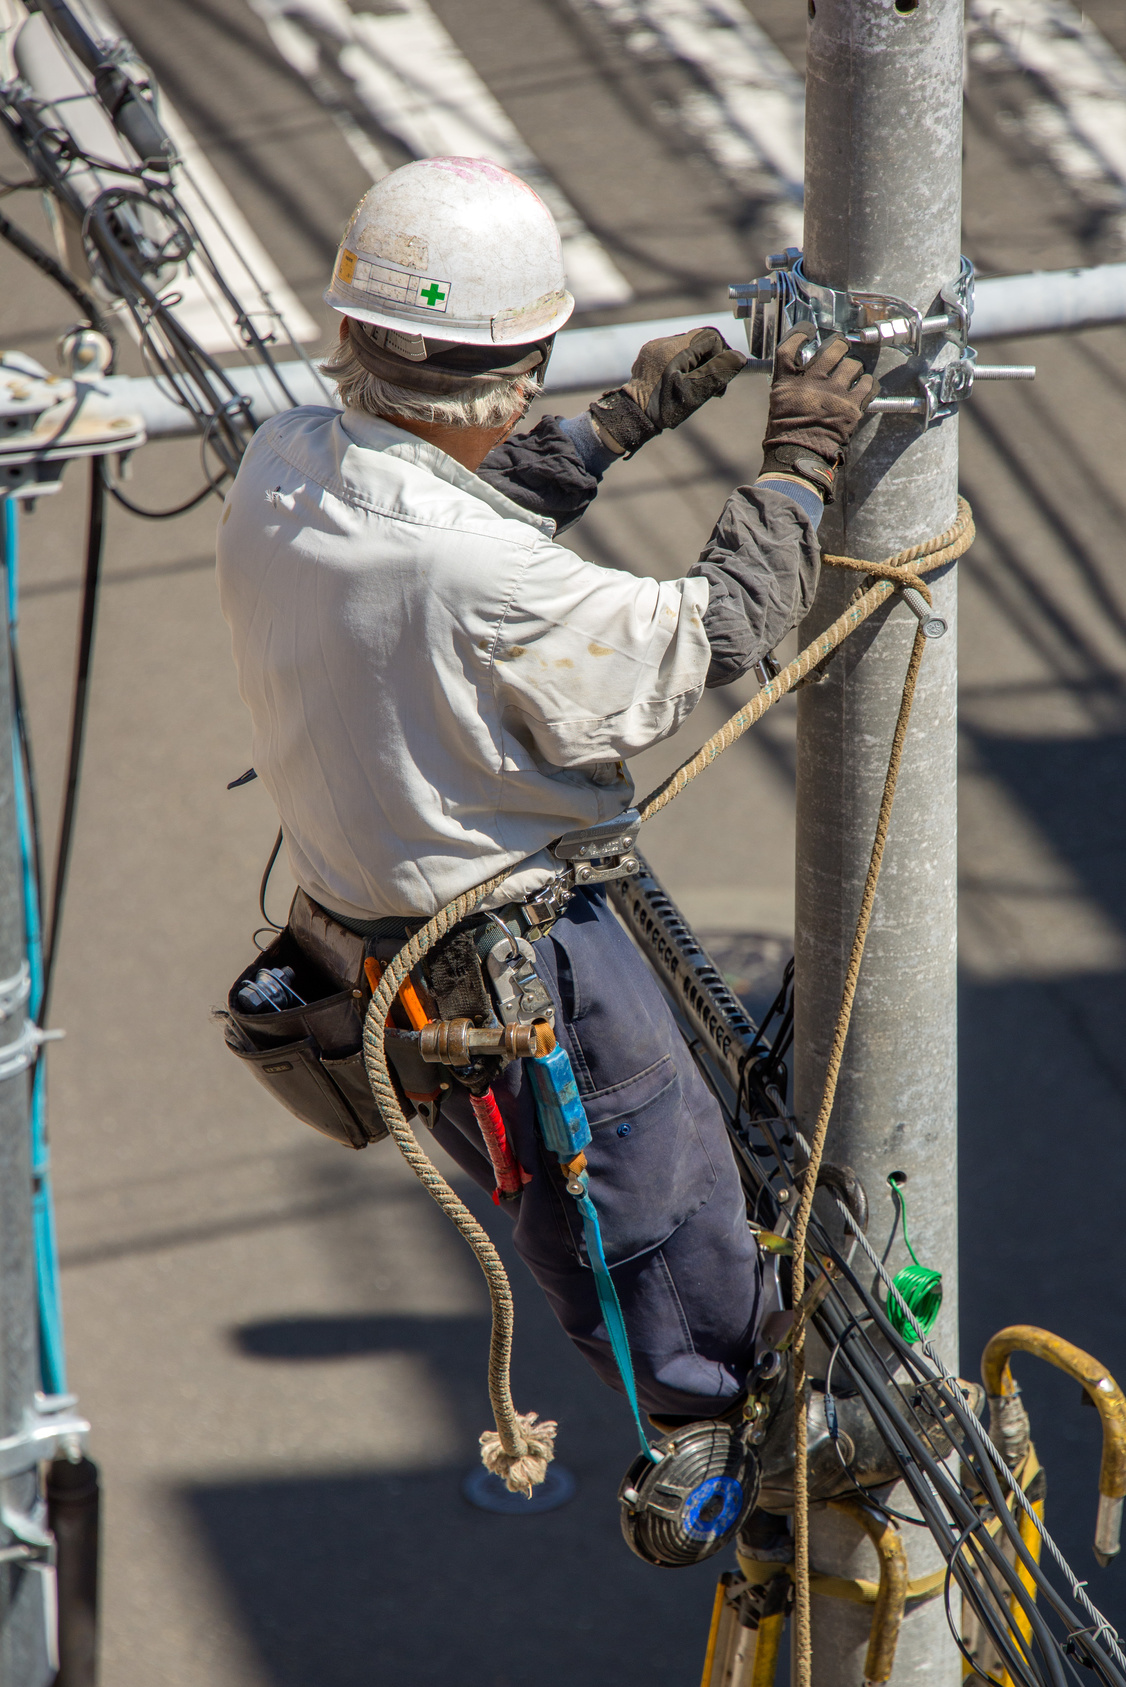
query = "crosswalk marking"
xmin=571 ymin=0 xmax=804 ymax=247
xmin=159 ymin=99 xmax=321 ymax=353
xmin=246 ymin=0 xmax=634 ymax=311
xmin=968 ymin=0 xmax=1126 ymax=255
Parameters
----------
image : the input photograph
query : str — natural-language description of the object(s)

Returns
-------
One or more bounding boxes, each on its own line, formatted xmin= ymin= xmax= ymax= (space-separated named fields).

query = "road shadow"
xmin=959 ymin=724 xmax=1126 ymax=1622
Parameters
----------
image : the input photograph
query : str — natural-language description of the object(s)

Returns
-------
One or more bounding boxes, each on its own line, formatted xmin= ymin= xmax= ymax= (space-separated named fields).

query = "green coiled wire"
xmin=885 ymin=1173 xmax=942 ymax=1344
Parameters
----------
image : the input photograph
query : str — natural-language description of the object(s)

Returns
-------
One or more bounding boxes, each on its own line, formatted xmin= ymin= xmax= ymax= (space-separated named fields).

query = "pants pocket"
xmin=579 ymin=1054 xmax=717 ymax=1265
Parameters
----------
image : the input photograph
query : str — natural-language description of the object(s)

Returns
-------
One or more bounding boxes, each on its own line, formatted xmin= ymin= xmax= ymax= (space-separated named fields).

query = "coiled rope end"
xmin=479 ymin=1412 xmax=558 ymax=1496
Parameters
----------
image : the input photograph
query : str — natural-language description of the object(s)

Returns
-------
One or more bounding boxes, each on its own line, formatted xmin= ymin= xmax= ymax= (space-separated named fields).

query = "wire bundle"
xmin=728 ymin=1067 xmax=1126 ymax=1687
xmin=0 ymin=3 xmax=328 ymax=515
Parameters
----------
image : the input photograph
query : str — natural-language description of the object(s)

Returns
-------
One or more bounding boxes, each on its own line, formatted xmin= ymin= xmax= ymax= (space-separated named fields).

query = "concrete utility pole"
xmin=0 ymin=561 xmax=52 ymax=1687
xmin=794 ymin=2 xmax=963 ymax=1685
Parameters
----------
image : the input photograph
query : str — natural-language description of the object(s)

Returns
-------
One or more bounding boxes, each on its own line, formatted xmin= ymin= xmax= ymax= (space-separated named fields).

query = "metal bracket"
xmin=0 ymin=353 xmax=146 ymax=499
xmin=550 ymin=808 xmax=641 ymax=886
xmin=0 ymin=1394 xmax=89 ymax=1481
xmin=729 ymin=253 xmax=1034 ymax=429
xmin=0 ymin=1501 xmax=55 ymax=1566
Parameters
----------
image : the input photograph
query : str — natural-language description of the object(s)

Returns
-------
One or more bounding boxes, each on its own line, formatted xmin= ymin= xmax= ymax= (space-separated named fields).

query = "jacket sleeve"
xmin=477 ymin=416 xmax=601 ymax=533
xmin=689 ymin=484 xmax=821 ymax=688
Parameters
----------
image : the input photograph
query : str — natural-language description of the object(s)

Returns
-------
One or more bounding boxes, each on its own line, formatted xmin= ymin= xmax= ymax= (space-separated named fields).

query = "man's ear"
xmin=339 ymin=316 xmax=349 ymax=343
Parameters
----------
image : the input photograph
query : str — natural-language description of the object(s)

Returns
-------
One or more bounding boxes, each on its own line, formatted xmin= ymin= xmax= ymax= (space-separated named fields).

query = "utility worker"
xmin=217 ymin=157 xmax=877 ymax=1424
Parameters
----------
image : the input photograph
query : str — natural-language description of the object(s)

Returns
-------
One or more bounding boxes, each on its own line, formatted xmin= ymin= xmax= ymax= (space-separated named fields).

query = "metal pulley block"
xmin=729 ymin=252 xmax=1035 ymax=429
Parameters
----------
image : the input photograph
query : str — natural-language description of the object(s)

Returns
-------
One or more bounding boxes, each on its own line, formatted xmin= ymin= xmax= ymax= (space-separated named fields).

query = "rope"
xmin=788 ymin=498 xmax=974 ymax=1687
xmin=361 ymin=496 xmax=975 ymax=1501
xmin=361 ymin=871 xmax=557 ymax=1496
xmin=637 ymin=497 xmax=974 ymax=824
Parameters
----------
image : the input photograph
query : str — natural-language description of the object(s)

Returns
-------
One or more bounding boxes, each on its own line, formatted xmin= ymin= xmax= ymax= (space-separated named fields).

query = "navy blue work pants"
xmin=431 ymin=890 xmax=765 ymax=1420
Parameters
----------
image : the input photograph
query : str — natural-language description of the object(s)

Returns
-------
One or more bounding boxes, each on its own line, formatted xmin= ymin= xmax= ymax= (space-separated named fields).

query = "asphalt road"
xmin=1 ymin=1 xmax=1126 ymax=1682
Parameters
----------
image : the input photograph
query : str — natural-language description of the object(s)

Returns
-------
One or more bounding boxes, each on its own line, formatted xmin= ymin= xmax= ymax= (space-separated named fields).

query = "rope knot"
xmin=479 ymin=1412 xmax=558 ymax=1497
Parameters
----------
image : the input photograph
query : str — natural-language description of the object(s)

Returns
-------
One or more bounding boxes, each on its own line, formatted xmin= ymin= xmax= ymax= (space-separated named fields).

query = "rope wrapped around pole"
xmin=788 ymin=497 xmax=975 ymax=1687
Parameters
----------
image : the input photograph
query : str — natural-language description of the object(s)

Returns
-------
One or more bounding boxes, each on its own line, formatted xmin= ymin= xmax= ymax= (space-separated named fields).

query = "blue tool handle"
xmin=528 ymin=1043 xmax=592 ymax=1160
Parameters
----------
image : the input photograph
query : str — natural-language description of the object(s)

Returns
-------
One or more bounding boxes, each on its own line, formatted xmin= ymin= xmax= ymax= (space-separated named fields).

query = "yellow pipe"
xmin=751 ymin=1613 xmax=785 ymax=1687
xmin=982 ymin=1325 xmax=1126 ymax=1563
xmin=700 ymin=1578 xmax=727 ymax=1687
xmin=825 ymin=1499 xmax=909 ymax=1686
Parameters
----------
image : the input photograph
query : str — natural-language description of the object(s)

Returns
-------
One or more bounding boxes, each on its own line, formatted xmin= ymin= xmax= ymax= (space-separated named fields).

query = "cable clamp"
xmin=0 ymin=960 xmax=30 ymax=1023
xmin=0 ymin=1394 xmax=89 ymax=1481
xmin=730 ymin=253 xmax=1034 ymax=428
xmin=0 ymin=1017 xmax=63 ymax=1082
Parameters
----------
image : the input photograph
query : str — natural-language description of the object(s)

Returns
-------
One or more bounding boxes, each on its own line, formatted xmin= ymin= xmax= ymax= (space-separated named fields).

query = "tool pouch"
xmin=220 ymin=929 xmax=386 ymax=1150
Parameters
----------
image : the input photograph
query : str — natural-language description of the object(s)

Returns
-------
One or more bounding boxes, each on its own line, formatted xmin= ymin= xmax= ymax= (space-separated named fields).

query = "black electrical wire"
xmin=40 ymin=456 xmax=105 ymax=1023
xmin=259 ymin=827 xmax=284 ymax=931
xmin=815 ymin=1295 xmax=1074 ymax=1687
xmin=105 ymin=473 xmax=223 ymax=520
xmin=0 ymin=208 xmax=115 ymax=365
xmin=720 ymin=1046 xmax=1126 ymax=1687
xmin=813 ymin=1244 xmax=1126 ymax=1687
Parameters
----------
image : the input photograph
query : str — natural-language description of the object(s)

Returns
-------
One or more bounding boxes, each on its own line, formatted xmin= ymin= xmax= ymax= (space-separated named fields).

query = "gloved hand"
xmin=589 ymin=327 xmax=747 ymax=457
xmin=760 ymin=323 xmax=880 ymax=501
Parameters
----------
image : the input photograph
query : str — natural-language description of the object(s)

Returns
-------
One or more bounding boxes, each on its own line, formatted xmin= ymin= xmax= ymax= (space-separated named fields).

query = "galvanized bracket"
xmin=0 ymin=1393 xmax=89 ymax=1481
xmin=0 ymin=352 xmax=145 ymax=500
xmin=0 ymin=1501 xmax=55 ymax=1566
xmin=730 ymin=253 xmax=1033 ymax=429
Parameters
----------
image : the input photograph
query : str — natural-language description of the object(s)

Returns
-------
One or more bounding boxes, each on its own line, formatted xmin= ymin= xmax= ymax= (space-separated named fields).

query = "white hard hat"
xmin=325 ymin=157 xmax=576 ymax=347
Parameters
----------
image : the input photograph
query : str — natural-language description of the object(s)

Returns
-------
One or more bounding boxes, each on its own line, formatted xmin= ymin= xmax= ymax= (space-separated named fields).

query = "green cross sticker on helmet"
xmin=325 ymin=156 xmax=575 ymax=346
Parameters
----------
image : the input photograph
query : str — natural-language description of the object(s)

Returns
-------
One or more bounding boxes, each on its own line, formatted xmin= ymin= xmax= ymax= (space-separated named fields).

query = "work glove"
xmin=760 ymin=323 xmax=880 ymax=501
xmin=589 ymin=327 xmax=747 ymax=457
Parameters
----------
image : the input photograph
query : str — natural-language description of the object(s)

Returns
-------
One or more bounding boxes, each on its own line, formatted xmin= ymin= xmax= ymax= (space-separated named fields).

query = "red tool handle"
xmin=470 ymin=1089 xmax=529 ymax=1202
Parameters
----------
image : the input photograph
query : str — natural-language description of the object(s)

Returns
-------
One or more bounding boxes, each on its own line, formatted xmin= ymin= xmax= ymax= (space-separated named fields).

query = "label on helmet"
xmin=337 ymin=251 xmax=451 ymax=314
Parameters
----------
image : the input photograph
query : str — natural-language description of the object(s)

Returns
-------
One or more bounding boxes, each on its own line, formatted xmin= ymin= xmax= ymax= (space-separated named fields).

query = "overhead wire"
xmin=40 ymin=456 xmax=105 ymax=1025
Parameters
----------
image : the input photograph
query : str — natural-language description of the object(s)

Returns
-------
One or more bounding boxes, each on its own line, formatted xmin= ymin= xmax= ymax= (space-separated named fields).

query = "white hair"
xmin=319 ymin=335 xmax=539 ymax=428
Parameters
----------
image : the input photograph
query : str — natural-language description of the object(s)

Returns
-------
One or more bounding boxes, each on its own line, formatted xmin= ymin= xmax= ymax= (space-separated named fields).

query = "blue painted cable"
xmin=3 ymin=496 xmax=66 ymax=1393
